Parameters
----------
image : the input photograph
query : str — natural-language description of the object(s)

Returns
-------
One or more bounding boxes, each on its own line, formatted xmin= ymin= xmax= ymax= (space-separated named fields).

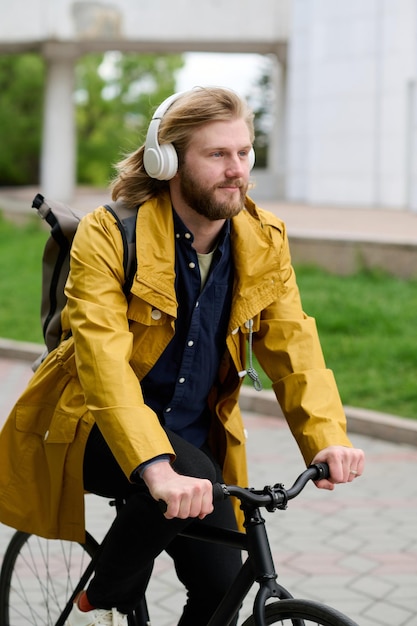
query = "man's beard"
xmin=179 ymin=167 xmax=247 ymax=221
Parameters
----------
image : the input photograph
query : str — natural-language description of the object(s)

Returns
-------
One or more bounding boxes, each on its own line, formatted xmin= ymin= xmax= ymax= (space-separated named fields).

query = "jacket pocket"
xmin=15 ymin=404 xmax=54 ymax=437
xmin=44 ymin=381 xmax=87 ymax=444
xmin=15 ymin=380 xmax=86 ymax=444
xmin=43 ymin=409 xmax=83 ymax=444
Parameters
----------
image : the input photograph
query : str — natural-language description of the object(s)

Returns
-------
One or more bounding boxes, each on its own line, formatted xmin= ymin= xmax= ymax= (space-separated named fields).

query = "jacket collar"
xmin=130 ymin=192 xmax=178 ymax=316
xmin=228 ymin=197 xmax=282 ymax=330
xmin=130 ymin=192 xmax=281 ymax=322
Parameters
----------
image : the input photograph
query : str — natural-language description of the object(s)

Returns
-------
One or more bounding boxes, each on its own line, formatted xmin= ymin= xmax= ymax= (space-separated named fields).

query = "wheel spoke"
xmin=0 ymin=532 xmax=97 ymax=626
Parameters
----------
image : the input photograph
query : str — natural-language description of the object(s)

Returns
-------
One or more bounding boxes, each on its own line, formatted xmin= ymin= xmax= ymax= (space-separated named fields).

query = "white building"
xmin=1 ymin=0 xmax=417 ymax=212
xmin=287 ymin=0 xmax=417 ymax=212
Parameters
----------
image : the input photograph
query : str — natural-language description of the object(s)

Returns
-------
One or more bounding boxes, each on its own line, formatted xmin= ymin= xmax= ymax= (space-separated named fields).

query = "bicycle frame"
xmin=119 ymin=469 xmax=329 ymax=625
xmin=180 ymin=504 xmax=293 ymax=626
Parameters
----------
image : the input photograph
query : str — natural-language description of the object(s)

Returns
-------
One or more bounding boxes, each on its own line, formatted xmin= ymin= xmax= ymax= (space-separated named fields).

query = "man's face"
xmin=178 ymin=118 xmax=253 ymax=221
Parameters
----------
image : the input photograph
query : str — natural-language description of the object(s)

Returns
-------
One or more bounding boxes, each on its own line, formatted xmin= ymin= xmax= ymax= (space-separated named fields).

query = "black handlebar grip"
xmin=212 ymin=482 xmax=227 ymax=502
xmin=313 ymin=462 xmax=330 ymax=480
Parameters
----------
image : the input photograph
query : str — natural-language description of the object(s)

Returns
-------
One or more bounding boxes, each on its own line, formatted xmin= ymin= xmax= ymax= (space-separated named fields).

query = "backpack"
xmin=32 ymin=193 xmax=137 ymax=368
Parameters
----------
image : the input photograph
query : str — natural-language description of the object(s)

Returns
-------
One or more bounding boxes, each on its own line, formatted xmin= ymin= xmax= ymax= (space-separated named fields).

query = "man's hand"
xmin=311 ymin=446 xmax=365 ymax=490
xmin=142 ymin=461 xmax=214 ymax=520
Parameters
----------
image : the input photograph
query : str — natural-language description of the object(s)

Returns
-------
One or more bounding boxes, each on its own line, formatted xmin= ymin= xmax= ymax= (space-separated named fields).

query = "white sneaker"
xmin=66 ymin=600 xmax=128 ymax=625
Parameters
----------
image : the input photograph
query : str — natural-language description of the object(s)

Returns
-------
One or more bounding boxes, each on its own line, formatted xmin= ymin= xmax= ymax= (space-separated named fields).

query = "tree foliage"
xmin=0 ymin=51 xmax=184 ymax=187
xmin=0 ymin=54 xmax=45 ymax=185
xmin=245 ymin=56 xmax=275 ymax=169
xmin=76 ymin=52 xmax=184 ymax=185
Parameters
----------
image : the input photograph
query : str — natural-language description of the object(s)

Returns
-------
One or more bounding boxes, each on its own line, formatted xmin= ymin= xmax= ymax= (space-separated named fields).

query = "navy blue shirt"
xmin=140 ymin=209 xmax=234 ymax=448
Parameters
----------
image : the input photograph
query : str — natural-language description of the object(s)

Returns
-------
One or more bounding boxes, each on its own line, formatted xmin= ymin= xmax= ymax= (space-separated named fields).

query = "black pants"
xmin=83 ymin=424 xmax=242 ymax=624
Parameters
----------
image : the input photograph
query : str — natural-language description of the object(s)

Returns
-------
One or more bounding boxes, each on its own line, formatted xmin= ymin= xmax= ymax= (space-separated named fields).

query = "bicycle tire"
xmin=240 ymin=598 xmax=358 ymax=625
xmin=0 ymin=530 xmax=98 ymax=626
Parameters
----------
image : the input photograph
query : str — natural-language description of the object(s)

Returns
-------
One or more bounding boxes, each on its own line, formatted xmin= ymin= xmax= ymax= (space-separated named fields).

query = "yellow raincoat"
xmin=0 ymin=192 xmax=352 ymax=541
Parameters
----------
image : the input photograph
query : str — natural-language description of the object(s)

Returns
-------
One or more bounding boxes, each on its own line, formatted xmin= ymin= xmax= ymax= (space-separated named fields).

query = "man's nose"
xmin=225 ymin=154 xmax=245 ymax=177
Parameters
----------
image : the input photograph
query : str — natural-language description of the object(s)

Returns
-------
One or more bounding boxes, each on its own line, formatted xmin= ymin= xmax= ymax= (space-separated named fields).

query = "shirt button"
xmin=185 ymin=232 xmax=192 ymax=239
xmin=151 ymin=309 xmax=162 ymax=320
xmin=189 ymin=262 xmax=196 ymax=269
xmin=165 ymin=407 xmax=172 ymax=413
xmin=178 ymin=377 xmax=186 ymax=384
xmin=175 ymin=233 xmax=180 ymax=239
xmin=187 ymin=340 xmax=194 ymax=347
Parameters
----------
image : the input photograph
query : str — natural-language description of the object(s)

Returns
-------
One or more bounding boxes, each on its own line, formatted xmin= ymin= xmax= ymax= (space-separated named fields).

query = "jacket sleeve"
xmin=64 ymin=207 xmax=174 ymax=479
xmin=253 ymin=220 xmax=352 ymax=465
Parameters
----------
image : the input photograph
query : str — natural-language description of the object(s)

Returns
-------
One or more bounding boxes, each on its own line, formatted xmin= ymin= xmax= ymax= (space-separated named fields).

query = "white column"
xmin=268 ymin=54 xmax=287 ymax=198
xmin=406 ymin=79 xmax=417 ymax=213
xmin=41 ymin=43 xmax=79 ymax=202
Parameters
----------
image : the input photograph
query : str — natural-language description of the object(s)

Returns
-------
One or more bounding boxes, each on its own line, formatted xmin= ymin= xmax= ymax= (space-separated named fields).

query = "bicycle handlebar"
xmin=213 ymin=462 xmax=330 ymax=512
xmin=158 ymin=463 xmax=329 ymax=514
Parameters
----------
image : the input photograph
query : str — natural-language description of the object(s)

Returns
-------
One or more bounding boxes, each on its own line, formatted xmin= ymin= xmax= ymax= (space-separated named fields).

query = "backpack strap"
xmin=104 ymin=201 xmax=137 ymax=295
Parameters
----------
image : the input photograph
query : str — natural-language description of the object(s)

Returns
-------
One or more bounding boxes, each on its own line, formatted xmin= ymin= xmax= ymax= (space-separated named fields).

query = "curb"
xmin=239 ymin=386 xmax=417 ymax=448
xmin=1 ymin=338 xmax=416 ymax=448
xmin=0 ymin=338 xmax=45 ymax=362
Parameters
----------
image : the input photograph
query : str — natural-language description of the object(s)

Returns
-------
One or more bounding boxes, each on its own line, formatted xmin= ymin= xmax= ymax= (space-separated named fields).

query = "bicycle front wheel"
xmin=0 ymin=530 xmax=98 ymax=626
xmin=241 ymin=598 xmax=358 ymax=625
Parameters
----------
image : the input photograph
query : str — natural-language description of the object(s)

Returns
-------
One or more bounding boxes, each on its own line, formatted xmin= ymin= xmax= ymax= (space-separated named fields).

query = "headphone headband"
xmin=150 ymin=91 xmax=187 ymax=122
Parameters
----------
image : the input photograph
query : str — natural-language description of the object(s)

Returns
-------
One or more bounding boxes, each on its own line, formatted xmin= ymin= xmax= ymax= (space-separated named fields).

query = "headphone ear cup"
xmin=158 ymin=143 xmax=179 ymax=180
xmin=143 ymin=113 xmax=179 ymax=180
xmin=143 ymin=142 xmax=178 ymax=180
xmin=248 ymin=147 xmax=255 ymax=170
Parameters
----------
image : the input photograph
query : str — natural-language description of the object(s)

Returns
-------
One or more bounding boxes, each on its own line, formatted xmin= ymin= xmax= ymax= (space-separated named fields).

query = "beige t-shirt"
xmin=197 ymin=250 xmax=215 ymax=291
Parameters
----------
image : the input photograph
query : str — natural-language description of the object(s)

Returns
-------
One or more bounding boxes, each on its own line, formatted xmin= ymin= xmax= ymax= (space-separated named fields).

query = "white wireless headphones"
xmin=143 ymin=90 xmax=255 ymax=181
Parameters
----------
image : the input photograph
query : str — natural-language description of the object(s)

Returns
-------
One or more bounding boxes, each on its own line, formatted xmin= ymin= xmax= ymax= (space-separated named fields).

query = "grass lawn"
xmin=0 ymin=210 xmax=415 ymax=420
xmin=255 ymin=266 xmax=417 ymax=420
xmin=0 ymin=214 xmax=47 ymax=345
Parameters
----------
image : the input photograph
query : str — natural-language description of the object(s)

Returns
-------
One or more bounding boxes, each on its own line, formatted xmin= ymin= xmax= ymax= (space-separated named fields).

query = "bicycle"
xmin=0 ymin=462 xmax=358 ymax=625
